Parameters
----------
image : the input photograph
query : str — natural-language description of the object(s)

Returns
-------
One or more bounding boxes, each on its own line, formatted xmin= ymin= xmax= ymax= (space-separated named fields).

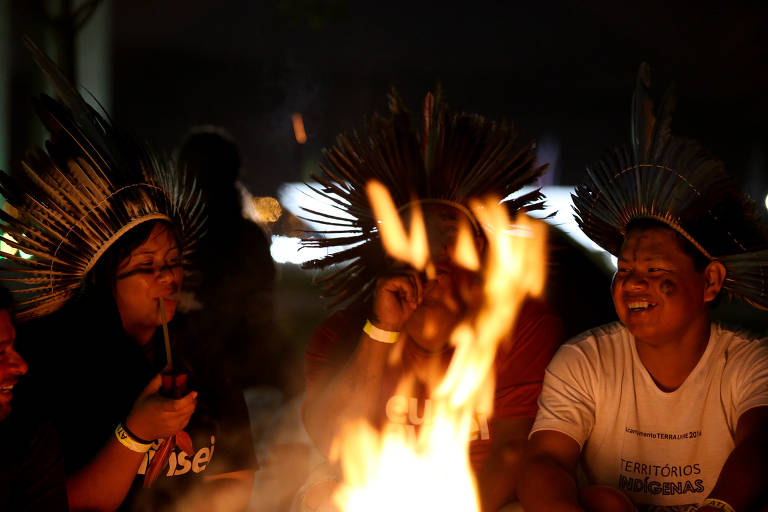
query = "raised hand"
xmin=370 ymin=271 xmax=424 ymax=332
xmin=125 ymin=373 xmax=197 ymax=442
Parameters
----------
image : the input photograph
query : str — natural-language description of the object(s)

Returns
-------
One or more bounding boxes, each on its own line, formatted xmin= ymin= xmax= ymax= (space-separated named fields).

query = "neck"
xmin=634 ymin=316 xmax=711 ymax=392
xmin=123 ymin=323 xmax=156 ymax=347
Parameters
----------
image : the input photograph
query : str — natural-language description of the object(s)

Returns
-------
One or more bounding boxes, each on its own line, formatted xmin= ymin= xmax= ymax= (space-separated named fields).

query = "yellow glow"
xmin=251 ymin=196 xmax=283 ymax=223
xmin=453 ymin=217 xmax=480 ymax=271
xmin=292 ymin=113 xmax=308 ymax=144
xmin=332 ymin=189 xmax=546 ymax=512
xmin=0 ymin=233 xmax=17 ymax=256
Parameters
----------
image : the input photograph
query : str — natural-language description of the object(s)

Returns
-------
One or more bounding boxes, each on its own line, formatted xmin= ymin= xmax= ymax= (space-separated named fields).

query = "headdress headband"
xmin=572 ymin=63 xmax=768 ymax=309
xmin=0 ymin=40 xmax=205 ymax=321
xmin=301 ymin=89 xmax=548 ymax=305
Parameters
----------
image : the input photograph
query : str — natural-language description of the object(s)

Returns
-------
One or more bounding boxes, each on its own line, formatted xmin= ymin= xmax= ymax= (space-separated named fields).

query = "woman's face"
xmin=113 ymin=223 xmax=182 ymax=337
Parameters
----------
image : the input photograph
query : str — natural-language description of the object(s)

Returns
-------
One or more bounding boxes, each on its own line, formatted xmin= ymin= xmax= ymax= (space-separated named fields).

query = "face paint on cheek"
xmin=660 ymin=279 xmax=676 ymax=296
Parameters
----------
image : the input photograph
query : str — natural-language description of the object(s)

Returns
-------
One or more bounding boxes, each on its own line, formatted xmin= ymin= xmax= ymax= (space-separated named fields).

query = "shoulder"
xmin=548 ymin=321 xmax=630 ymax=374
xmin=714 ymin=324 xmax=768 ymax=373
xmin=305 ymin=304 xmax=368 ymax=373
xmin=560 ymin=321 xmax=628 ymax=353
xmin=308 ymin=304 xmax=367 ymax=349
xmin=508 ymin=298 xmax=565 ymax=352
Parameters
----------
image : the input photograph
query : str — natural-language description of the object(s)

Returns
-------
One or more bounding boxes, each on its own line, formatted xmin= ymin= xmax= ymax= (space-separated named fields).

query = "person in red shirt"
xmin=297 ymin=91 xmax=565 ymax=512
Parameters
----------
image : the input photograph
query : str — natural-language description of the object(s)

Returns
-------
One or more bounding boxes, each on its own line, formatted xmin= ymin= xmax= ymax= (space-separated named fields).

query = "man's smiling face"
xmin=0 ymin=309 xmax=26 ymax=422
xmin=612 ymin=226 xmax=713 ymax=346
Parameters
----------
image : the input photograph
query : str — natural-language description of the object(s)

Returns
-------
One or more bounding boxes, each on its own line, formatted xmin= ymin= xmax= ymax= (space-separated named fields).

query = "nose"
xmin=9 ymin=347 xmax=28 ymax=376
xmin=622 ymin=270 xmax=648 ymax=290
xmin=155 ymin=265 xmax=178 ymax=286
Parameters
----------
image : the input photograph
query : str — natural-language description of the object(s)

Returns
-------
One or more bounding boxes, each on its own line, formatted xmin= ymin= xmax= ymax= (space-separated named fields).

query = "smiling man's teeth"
xmin=628 ymin=301 xmax=653 ymax=311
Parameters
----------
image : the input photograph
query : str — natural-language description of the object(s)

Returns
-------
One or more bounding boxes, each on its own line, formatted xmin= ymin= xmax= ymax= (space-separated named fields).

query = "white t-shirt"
xmin=531 ymin=322 xmax=768 ymax=511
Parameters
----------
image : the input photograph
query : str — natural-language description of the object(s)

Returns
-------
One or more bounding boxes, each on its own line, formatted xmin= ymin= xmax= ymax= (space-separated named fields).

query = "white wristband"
xmin=115 ymin=423 xmax=152 ymax=453
xmin=363 ymin=319 xmax=400 ymax=343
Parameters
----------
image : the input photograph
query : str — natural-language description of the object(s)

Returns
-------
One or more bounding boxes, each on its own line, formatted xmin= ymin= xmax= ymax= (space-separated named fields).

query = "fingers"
xmin=160 ymin=391 xmax=198 ymax=413
xmin=411 ymin=271 xmax=423 ymax=307
xmin=141 ymin=373 xmax=163 ymax=397
xmin=380 ymin=271 xmax=422 ymax=308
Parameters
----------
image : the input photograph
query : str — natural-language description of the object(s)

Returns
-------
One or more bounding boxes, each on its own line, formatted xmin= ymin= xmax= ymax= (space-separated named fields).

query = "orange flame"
xmin=292 ymin=113 xmax=308 ymax=144
xmin=366 ymin=180 xmax=430 ymax=273
xmin=332 ymin=181 xmax=546 ymax=512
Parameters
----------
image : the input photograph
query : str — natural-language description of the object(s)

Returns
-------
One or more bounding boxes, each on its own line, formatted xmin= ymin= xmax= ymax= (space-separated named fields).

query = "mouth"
xmin=626 ymin=300 xmax=657 ymax=313
xmin=0 ymin=383 xmax=16 ymax=395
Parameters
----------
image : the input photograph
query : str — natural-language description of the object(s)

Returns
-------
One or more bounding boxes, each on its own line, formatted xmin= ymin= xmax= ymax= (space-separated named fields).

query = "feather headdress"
xmin=301 ymin=89 xmax=548 ymax=305
xmin=573 ymin=63 xmax=768 ymax=309
xmin=0 ymin=41 xmax=205 ymax=321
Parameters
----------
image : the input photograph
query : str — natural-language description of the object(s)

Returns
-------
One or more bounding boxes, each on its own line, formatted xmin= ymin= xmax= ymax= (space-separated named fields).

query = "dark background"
xmin=5 ymin=1 xmax=768 ymax=204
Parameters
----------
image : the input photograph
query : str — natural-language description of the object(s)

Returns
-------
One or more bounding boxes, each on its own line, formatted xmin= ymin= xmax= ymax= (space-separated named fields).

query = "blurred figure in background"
xmin=175 ymin=127 xmax=285 ymax=396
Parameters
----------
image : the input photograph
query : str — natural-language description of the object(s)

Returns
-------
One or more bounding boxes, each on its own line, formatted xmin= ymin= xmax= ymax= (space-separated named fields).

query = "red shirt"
xmin=303 ymin=298 xmax=564 ymax=467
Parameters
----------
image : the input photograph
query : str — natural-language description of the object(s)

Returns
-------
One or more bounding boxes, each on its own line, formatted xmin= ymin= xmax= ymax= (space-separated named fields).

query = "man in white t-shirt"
xmin=518 ymin=65 xmax=768 ymax=512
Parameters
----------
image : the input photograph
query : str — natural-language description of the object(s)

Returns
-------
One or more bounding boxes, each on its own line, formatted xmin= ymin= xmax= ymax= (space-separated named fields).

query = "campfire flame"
xmin=330 ymin=180 xmax=546 ymax=512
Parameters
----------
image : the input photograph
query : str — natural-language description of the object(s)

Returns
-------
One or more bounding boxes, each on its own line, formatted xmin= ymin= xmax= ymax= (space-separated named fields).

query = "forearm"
xmin=704 ymin=432 xmax=768 ymax=511
xmin=303 ymin=335 xmax=393 ymax=456
xmin=475 ymin=420 xmax=532 ymax=512
xmin=67 ymin=437 xmax=146 ymax=512
xmin=476 ymin=450 xmax=521 ymax=512
xmin=518 ymin=455 xmax=583 ymax=512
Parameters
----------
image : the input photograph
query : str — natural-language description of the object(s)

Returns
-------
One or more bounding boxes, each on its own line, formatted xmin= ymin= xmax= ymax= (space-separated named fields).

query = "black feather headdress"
xmin=301 ymin=89 xmax=548 ymax=305
xmin=572 ymin=63 xmax=768 ymax=309
xmin=0 ymin=41 xmax=205 ymax=321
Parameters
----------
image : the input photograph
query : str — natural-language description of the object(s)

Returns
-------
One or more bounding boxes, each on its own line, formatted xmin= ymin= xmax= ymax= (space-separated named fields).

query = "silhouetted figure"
xmin=0 ymin=286 xmax=68 ymax=512
xmin=175 ymin=128 xmax=282 ymax=394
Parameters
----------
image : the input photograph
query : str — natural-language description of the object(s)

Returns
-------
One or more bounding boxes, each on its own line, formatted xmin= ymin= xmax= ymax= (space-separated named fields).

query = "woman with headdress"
xmin=296 ymin=91 xmax=566 ymax=512
xmin=2 ymin=45 xmax=256 ymax=511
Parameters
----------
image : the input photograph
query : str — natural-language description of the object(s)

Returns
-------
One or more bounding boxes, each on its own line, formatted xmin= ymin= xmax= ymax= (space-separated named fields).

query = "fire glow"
xmin=330 ymin=180 xmax=546 ymax=512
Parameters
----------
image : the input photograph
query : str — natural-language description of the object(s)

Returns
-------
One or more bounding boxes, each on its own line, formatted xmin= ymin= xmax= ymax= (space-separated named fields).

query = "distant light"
xmin=292 ymin=113 xmax=307 ymax=144
xmin=765 ymin=193 xmax=768 ymax=211
xmin=251 ymin=196 xmax=283 ymax=223
xmin=0 ymin=232 xmax=34 ymax=260
xmin=275 ymin=183 xmax=617 ymax=270
xmin=0 ymin=233 xmax=15 ymax=255
xmin=270 ymin=235 xmax=326 ymax=264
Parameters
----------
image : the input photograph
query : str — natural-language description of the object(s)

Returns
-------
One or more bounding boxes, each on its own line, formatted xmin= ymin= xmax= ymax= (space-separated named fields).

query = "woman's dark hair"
xmin=87 ymin=219 xmax=182 ymax=294
xmin=625 ymin=218 xmax=710 ymax=273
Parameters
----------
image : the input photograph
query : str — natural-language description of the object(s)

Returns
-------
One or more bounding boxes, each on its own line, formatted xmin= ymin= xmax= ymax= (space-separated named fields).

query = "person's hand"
xmin=579 ymin=485 xmax=637 ymax=512
xmin=125 ymin=373 xmax=197 ymax=441
xmin=370 ymin=271 xmax=424 ymax=332
xmin=301 ymin=479 xmax=340 ymax=512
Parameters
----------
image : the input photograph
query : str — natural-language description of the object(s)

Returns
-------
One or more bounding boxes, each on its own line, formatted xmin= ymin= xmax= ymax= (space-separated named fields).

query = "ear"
xmin=702 ymin=260 xmax=726 ymax=303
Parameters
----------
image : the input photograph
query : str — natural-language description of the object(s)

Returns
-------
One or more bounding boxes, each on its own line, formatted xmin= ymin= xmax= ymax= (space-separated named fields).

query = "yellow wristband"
xmin=115 ymin=423 xmax=152 ymax=453
xmin=363 ymin=319 xmax=400 ymax=343
xmin=698 ymin=498 xmax=735 ymax=512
